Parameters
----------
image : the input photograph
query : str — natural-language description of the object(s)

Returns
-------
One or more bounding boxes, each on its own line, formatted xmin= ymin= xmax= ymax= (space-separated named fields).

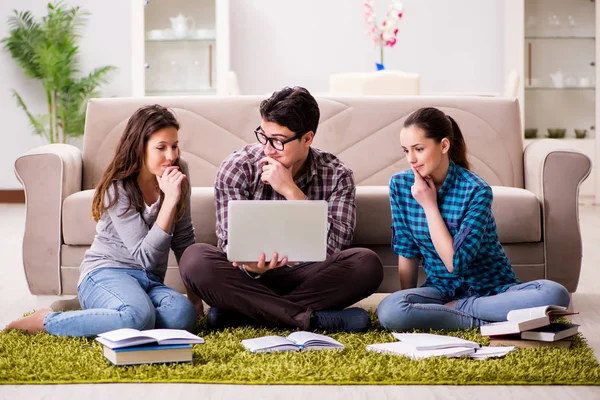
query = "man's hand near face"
xmin=259 ymin=157 xmax=305 ymax=200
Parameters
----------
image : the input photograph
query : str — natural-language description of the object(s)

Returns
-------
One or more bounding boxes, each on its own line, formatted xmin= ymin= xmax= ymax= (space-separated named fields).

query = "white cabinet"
xmin=134 ymin=0 xmax=229 ymax=96
xmin=505 ymin=0 xmax=600 ymax=202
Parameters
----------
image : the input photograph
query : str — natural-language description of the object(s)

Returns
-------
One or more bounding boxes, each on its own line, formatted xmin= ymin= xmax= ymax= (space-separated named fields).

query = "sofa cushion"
xmin=62 ymin=190 xmax=96 ymax=245
xmin=352 ymin=186 xmax=541 ymax=246
xmin=63 ymin=185 xmax=542 ymax=247
xmin=83 ymin=97 xmax=524 ymax=190
xmin=491 ymin=186 xmax=541 ymax=243
xmin=63 ymin=188 xmax=219 ymax=246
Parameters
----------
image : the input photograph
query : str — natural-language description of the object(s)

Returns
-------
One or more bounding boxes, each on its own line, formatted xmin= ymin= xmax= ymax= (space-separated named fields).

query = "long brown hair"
xmin=403 ymin=107 xmax=470 ymax=170
xmin=91 ymin=104 xmax=189 ymax=222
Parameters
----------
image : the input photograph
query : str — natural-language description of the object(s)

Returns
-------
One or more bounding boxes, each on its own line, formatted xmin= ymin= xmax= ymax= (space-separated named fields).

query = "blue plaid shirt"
xmin=389 ymin=161 xmax=519 ymax=297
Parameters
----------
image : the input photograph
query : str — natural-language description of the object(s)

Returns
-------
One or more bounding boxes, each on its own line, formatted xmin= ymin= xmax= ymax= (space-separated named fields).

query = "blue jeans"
xmin=43 ymin=268 xmax=197 ymax=337
xmin=377 ymin=279 xmax=571 ymax=331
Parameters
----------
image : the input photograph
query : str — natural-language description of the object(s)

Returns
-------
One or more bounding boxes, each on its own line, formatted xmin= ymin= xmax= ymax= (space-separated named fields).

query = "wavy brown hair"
xmin=403 ymin=107 xmax=470 ymax=170
xmin=91 ymin=104 xmax=189 ymax=222
xmin=260 ymin=86 xmax=320 ymax=136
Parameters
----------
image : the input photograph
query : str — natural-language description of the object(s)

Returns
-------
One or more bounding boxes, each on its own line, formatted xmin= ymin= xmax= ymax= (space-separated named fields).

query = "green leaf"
xmin=2 ymin=0 xmax=115 ymax=143
xmin=12 ymin=90 xmax=51 ymax=142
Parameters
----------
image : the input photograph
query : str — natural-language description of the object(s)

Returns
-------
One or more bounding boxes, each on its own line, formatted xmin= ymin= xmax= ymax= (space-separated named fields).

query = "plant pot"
xmin=524 ymin=128 xmax=538 ymax=139
xmin=575 ymin=129 xmax=587 ymax=139
xmin=547 ymin=128 xmax=566 ymax=139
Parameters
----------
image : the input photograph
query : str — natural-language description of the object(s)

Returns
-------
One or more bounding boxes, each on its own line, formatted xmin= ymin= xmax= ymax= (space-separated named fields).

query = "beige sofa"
xmin=14 ymin=96 xmax=591 ymax=296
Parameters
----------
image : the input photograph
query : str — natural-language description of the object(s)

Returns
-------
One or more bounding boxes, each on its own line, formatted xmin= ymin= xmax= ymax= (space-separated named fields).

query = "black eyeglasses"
xmin=254 ymin=126 xmax=304 ymax=151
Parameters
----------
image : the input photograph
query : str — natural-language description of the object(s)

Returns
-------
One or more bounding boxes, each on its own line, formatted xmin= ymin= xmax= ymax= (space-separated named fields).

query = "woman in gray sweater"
xmin=7 ymin=105 xmax=197 ymax=336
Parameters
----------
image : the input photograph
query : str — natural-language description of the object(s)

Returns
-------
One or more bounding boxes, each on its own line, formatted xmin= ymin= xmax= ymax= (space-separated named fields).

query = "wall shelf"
xmin=525 ymin=86 xmax=595 ymax=90
xmin=525 ymin=36 xmax=595 ymax=39
xmin=142 ymin=0 xmax=229 ymax=96
xmin=515 ymin=0 xmax=598 ymax=200
xmin=524 ymin=138 xmax=595 ymax=142
xmin=145 ymin=37 xmax=216 ymax=42
xmin=146 ymin=89 xmax=216 ymax=96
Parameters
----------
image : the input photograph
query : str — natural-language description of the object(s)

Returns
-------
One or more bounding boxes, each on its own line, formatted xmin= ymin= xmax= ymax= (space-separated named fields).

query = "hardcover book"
xmin=480 ymin=305 xmax=576 ymax=337
xmin=101 ymin=343 xmax=193 ymax=366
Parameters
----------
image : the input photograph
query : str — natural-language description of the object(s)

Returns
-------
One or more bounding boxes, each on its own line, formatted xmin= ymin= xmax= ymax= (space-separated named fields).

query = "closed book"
xmin=488 ymin=336 xmax=573 ymax=349
xmin=480 ymin=305 xmax=576 ymax=337
xmin=520 ymin=323 xmax=579 ymax=342
xmin=102 ymin=344 xmax=193 ymax=366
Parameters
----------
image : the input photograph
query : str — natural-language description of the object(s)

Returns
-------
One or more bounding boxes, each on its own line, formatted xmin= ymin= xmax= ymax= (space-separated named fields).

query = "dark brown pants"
xmin=179 ymin=243 xmax=384 ymax=330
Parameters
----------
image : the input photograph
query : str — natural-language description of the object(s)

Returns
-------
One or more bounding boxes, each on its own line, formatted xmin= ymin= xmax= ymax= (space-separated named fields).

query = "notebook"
xmin=226 ymin=200 xmax=328 ymax=262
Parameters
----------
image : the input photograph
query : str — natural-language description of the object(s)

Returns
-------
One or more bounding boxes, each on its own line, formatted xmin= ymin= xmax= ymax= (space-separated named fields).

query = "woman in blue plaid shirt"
xmin=377 ymin=107 xmax=570 ymax=331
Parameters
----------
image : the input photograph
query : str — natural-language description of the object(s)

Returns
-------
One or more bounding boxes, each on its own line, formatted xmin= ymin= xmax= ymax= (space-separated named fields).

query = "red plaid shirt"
xmin=215 ymin=144 xmax=356 ymax=256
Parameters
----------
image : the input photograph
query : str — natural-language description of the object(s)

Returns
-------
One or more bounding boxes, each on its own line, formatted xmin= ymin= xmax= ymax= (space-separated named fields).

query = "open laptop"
xmin=226 ymin=200 xmax=328 ymax=263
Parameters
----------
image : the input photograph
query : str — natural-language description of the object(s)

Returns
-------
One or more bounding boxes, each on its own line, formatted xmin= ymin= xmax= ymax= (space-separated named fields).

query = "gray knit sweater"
xmin=78 ymin=179 xmax=195 ymax=286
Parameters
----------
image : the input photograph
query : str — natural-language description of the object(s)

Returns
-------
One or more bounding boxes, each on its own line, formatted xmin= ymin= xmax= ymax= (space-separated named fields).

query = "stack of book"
xmin=480 ymin=305 xmax=579 ymax=349
xmin=366 ymin=333 xmax=515 ymax=360
xmin=96 ymin=328 xmax=205 ymax=366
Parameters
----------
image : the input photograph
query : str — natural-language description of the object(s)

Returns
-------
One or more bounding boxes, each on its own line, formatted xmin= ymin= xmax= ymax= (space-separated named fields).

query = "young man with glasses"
xmin=179 ymin=86 xmax=383 ymax=332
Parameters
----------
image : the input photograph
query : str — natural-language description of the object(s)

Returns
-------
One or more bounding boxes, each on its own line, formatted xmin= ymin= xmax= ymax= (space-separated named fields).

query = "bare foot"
xmin=5 ymin=308 xmax=52 ymax=334
xmin=444 ymin=300 xmax=457 ymax=309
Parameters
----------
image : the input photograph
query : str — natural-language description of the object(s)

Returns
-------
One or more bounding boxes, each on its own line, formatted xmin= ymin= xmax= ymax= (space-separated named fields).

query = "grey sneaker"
xmin=310 ymin=307 xmax=371 ymax=333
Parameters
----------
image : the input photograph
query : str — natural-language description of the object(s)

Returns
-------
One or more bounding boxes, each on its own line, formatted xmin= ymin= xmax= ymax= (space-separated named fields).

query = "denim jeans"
xmin=377 ymin=279 xmax=571 ymax=331
xmin=44 ymin=268 xmax=197 ymax=337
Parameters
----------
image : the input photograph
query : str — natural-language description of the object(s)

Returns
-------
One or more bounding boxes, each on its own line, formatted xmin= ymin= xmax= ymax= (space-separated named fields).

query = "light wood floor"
xmin=0 ymin=203 xmax=599 ymax=399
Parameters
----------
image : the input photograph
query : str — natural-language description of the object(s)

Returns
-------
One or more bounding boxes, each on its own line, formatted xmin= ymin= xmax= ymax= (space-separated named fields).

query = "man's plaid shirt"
xmin=390 ymin=161 xmax=519 ymax=297
xmin=214 ymin=144 xmax=356 ymax=257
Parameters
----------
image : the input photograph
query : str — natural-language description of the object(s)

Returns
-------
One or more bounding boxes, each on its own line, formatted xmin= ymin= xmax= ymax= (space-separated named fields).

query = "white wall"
xmin=1 ymin=0 xmax=507 ymax=189
xmin=229 ymin=0 xmax=506 ymax=95
xmin=0 ymin=0 xmax=135 ymax=189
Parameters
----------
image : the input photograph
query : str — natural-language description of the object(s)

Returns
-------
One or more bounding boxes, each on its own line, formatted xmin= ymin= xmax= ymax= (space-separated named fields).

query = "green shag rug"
xmin=1 ymin=316 xmax=599 ymax=385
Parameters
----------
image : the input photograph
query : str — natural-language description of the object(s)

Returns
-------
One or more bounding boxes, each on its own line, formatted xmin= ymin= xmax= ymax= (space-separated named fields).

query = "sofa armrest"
xmin=353 ymin=186 xmax=391 ymax=245
xmin=14 ymin=144 xmax=83 ymax=295
xmin=524 ymin=139 xmax=592 ymax=292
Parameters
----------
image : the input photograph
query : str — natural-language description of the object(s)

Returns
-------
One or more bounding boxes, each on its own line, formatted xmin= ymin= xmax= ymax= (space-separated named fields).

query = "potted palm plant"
xmin=2 ymin=0 xmax=116 ymax=144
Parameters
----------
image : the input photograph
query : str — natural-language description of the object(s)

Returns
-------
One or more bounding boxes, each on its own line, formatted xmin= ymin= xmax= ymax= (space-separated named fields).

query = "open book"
xmin=96 ymin=328 xmax=205 ymax=349
xmin=241 ymin=331 xmax=344 ymax=353
xmin=367 ymin=342 xmax=476 ymax=359
xmin=391 ymin=332 xmax=481 ymax=350
xmin=367 ymin=333 xmax=514 ymax=360
xmin=480 ymin=305 xmax=576 ymax=337
xmin=469 ymin=346 xmax=515 ymax=359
